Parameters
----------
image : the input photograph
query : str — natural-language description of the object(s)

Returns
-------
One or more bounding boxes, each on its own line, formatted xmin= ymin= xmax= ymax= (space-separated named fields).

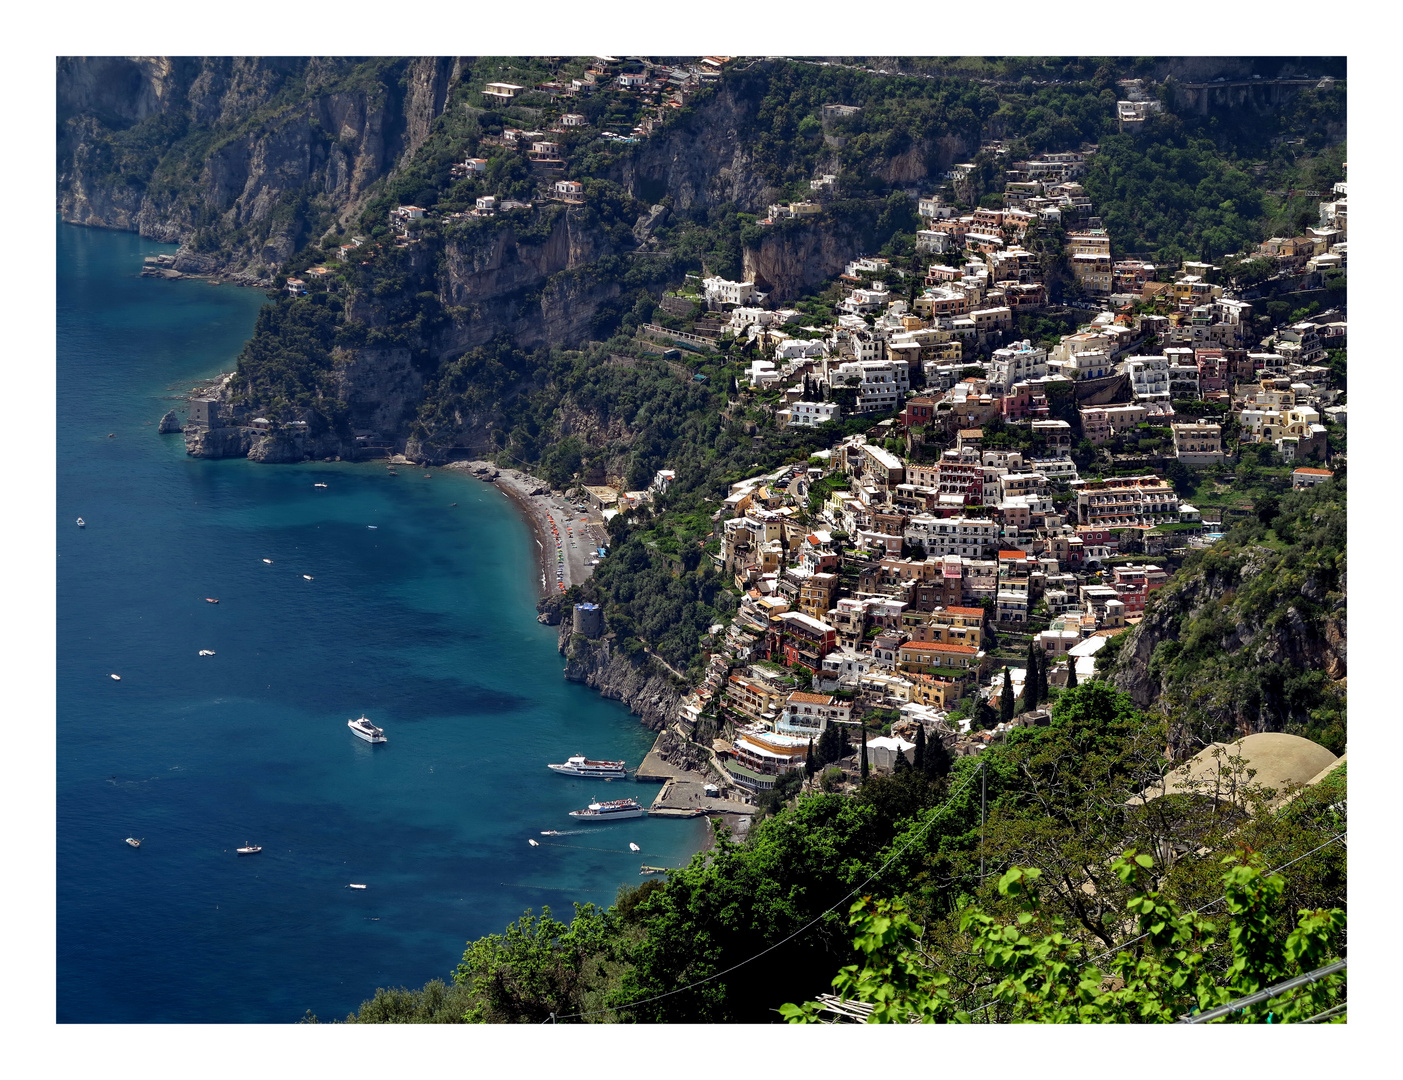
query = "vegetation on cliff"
xmin=1106 ymin=476 xmax=1346 ymax=753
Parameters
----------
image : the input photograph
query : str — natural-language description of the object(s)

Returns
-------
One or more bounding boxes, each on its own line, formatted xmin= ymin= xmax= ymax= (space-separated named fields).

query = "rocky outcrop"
xmin=184 ymin=426 xmax=261 ymax=459
xmin=157 ymin=409 xmax=183 ymax=433
xmin=557 ymin=627 xmax=683 ymax=733
xmin=742 ymin=214 xmax=876 ymax=303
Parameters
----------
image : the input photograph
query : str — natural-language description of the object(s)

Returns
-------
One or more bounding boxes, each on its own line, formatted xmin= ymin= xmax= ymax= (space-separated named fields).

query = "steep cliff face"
xmin=742 ymin=215 xmax=876 ymax=302
xmin=614 ymin=83 xmax=777 ymax=213
xmin=57 ymin=57 xmax=462 ymax=276
xmin=557 ymin=626 xmax=683 ymax=733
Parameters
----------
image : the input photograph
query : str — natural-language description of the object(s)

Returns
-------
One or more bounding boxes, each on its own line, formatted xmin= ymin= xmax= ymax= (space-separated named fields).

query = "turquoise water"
xmin=56 ymin=221 xmax=705 ymax=1023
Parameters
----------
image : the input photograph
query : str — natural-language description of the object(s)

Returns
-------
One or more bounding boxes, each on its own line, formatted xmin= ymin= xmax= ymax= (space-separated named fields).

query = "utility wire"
xmin=1177 ymin=958 xmax=1347 ymax=1024
xmin=1298 ymin=1000 xmax=1347 ymax=1024
xmin=546 ymin=762 xmax=986 ymax=1021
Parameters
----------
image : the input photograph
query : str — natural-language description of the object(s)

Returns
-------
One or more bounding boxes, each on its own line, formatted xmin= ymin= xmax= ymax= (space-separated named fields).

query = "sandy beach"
xmin=446 ymin=461 xmax=607 ymax=597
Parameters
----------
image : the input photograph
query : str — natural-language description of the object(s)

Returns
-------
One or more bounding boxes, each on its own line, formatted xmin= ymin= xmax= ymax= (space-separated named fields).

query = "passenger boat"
xmin=569 ymin=798 xmax=646 ymax=821
xmin=236 ymin=843 xmax=261 ymax=855
xmin=125 ymin=837 xmax=142 ymax=848
xmin=548 ymin=754 xmax=627 ymax=779
xmin=347 ymin=715 xmax=387 ymax=744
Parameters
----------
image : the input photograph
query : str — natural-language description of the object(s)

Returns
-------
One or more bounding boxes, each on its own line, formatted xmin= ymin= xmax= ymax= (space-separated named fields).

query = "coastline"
xmin=445 ymin=461 xmax=605 ymax=599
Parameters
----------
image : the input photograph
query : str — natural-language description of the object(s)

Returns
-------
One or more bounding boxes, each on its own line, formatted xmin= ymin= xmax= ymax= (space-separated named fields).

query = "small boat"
xmin=348 ymin=716 xmax=387 ymax=744
xmin=125 ymin=837 xmax=142 ymax=849
xmin=449 ymin=502 xmax=457 ymax=507
xmin=629 ymin=842 xmax=640 ymax=852
xmin=313 ymin=482 xmax=328 ymax=488
xmin=262 ymin=558 xmax=273 ymax=564
xmin=540 ymin=830 xmax=560 ymax=836
xmin=347 ymin=883 xmax=367 ymax=890
xmin=423 ymin=474 xmax=432 ymax=478
xmin=528 ymin=839 xmax=540 ymax=847
xmin=367 ymin=525 xmax=378 ymax=530
xmin=303 ymin=574 xmax=314 ymax=581
xmin=110 ymin=674 xmax=121 ymax=681
xmin=205 ymin=598 xmax=219 ymax=604
xmin=108 ymin=433 xmax=115 ymax=438
xmin=236 ymin=844 xmax=261 ymax=856
xmin=76 ymin=518 xmax=85 ymax=527
xmin=198 ymin=649 xmax=215 ymax=656
xmin=639 ymin=865 xmax=668 ymax=875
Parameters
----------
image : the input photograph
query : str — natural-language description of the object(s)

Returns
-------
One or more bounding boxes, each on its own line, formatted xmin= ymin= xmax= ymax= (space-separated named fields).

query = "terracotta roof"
xmin=1292 ymin=467 xmax=1333 ymax=476
xmin=901 ymin=642 xmax=979 ymax=655
xmin=787 ymin=691 xmax=837 ymax=705
xmin=998 ymin=550 xmax=1028 ymax=560
xmin=944 ymin=606 xmax=985 ymax=617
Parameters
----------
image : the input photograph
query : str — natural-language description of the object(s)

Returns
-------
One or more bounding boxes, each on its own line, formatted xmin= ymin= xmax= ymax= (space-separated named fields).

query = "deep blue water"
xmin=56 ymin=221 xmax=705 ymax=1023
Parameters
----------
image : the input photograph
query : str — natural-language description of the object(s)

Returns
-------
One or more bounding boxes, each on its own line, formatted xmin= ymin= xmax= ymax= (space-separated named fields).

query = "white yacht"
xmin=347 ymin=716 xmax=387 ymax=744
xmin=548 ymin=754 xmax=627 ymax=779
xmin=76 ymin=518 xmax=85 ymax=528
xmin=569 ymin=798 xmax=646 ymax=821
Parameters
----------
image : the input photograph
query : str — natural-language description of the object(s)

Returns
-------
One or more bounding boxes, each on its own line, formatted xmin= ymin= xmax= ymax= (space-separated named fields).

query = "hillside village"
xmin=559 ymin=129 xmax=1346 ymax=802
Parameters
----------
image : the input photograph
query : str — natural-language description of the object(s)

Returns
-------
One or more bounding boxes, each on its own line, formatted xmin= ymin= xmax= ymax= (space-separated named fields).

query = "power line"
xmin=546 ymin=762 xmax=986 ymax=1021
xmin=1177 ymin=958 xmax=1347 ymax=1024
xmin=1299 ymin=1000 xmax=1347 ymax=1024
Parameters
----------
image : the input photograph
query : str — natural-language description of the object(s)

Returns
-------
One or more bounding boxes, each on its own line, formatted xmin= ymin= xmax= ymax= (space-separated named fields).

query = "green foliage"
xmin=782 ymin=849 xmax=1345 ymax=1023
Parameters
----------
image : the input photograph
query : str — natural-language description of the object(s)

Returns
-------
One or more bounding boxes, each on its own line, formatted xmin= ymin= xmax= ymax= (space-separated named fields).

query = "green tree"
xmin=1065 ymin=656 xmax=1078 ymax=689
xmin=781 ymin=849 xmax=1346 ymax=1024
xmin=859 ymin=720 xmax=869 ymax=782
xmin=1000 ymin=668 xmax=1015 ymax=726
xmin=912 ymin=723 xmax=926 ymax=773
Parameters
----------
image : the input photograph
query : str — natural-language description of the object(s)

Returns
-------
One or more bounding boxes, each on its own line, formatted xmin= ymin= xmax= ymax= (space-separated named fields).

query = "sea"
xmin=55 ymin=221 xmax=708 ymax=1024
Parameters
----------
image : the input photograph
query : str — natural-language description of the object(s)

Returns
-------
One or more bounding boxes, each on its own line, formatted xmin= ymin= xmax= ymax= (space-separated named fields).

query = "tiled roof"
xmin=787 ymin=692 xmax=836 ymax=705
xmin=901 ymin=642 xmax=979 ymax=655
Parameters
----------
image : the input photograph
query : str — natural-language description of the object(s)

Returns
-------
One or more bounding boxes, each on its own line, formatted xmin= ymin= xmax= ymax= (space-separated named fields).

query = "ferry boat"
xmin=548 ymin=754 xmax=627 ymax=779
xmin=347 ymin=716 xmax=387 ymax=744
xmin=569 ymin=798 xmax=646 ymax=822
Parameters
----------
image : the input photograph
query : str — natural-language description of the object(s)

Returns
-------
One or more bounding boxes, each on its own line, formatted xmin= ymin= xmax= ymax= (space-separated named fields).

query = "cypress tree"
xmin=925 ymin=729 xmax=952 ymax=779
xmin=1026 ymin=639 xmax=1042 ymax=706
xmin=805 ymin=738 xmax=816 ymax=778
xmin=1065 ymin=656 xmax=1078 ymax=689
xmin=913 ymin=723 xmax=927 ymax=772
xmin=1000 ymin=667 xmax=1015 ymax=725
xmin=859 ymin=721 xmax=869 ymax=781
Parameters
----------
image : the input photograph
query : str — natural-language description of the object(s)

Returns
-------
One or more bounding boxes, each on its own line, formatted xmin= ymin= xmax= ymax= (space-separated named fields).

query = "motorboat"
xmin=313 ymin=482 xmax=328 ymax=488
xmin=236 ymin=844 xmax=261 ymax=856
xmin=262 ymin=558 xmax=273 ymax=564
xmin=548 ymin=755 xmax=627 ymax=779
xmin=303 ymin=575 xmax=314 ymax=581
xmin=629 ymin=842 xmax=640 ymax=852
xmin=367 ymin=526 xmax=378 ymax=530
xmin=540 ymin=831 xmax=560 ymax=836
xmin=110 ymin=674 xmax=121 ymax=681
xmin=528 ymin=839 xmax=540 ymax=847
xmin=347 ymin=883 xmax=367 ymax=890
xmin=198 ymin=650 xmax=215 ymax=656
xmin=347 ymin=716 xmax=387 ymax=744
xmin=76 ymin=518 xmax=85 ymax=527
xmin=205 ymin=598 xmax=219 ymax=604
xmin=125 ymin=837 xmax=142 ymax=848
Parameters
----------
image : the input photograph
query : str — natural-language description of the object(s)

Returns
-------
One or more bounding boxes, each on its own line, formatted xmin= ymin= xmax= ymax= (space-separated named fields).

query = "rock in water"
xmin=158 ymin=409 xmax=183 ymax=434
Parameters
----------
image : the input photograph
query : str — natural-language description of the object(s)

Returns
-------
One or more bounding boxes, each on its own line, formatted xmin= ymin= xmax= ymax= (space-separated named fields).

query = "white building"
xmin=1124 ymin=355 xmax=1171 ymax=401
xmin=987 ymin=340 xmax=1048 ymax=392
xmin=789 ymin=401 xmax=841 ymax=427
xmin=703 ymin=276 xmax=758 ymax=308
xmin=831 ymin=359 xmax=909 ymax=414
xmin=904 ymin=515 xmax=998 ymax=558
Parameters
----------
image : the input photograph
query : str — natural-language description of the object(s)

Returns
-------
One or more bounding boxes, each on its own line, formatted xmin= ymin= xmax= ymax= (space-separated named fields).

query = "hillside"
xmin=1106 ymin=477 xmax=1346 ymax=753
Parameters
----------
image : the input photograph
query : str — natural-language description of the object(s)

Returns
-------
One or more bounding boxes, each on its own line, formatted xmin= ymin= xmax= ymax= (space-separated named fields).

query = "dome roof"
xmin=1133 ymin=732 xmax=1339 ymax=805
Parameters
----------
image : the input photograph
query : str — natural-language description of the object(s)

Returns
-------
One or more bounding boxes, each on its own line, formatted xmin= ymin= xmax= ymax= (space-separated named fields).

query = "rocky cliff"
xmin=556 ymin=624 xmax=684 ymax=733
xmin=58 ymin=57 xmax=462 ymax=276
xmin=1106 ymin=482 xmax=1346 ymax=753
xmin=742 ymin=214 xmax=878 ymax=303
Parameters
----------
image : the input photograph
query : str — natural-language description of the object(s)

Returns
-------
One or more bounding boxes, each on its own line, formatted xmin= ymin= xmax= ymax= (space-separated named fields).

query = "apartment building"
xmin=1074 ymin=475 xmax=1180 ymax=528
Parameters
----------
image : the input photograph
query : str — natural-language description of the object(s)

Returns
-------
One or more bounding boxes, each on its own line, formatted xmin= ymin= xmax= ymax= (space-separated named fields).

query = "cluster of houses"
xmin=616 ymin=149 xmax=1346 ymax=798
